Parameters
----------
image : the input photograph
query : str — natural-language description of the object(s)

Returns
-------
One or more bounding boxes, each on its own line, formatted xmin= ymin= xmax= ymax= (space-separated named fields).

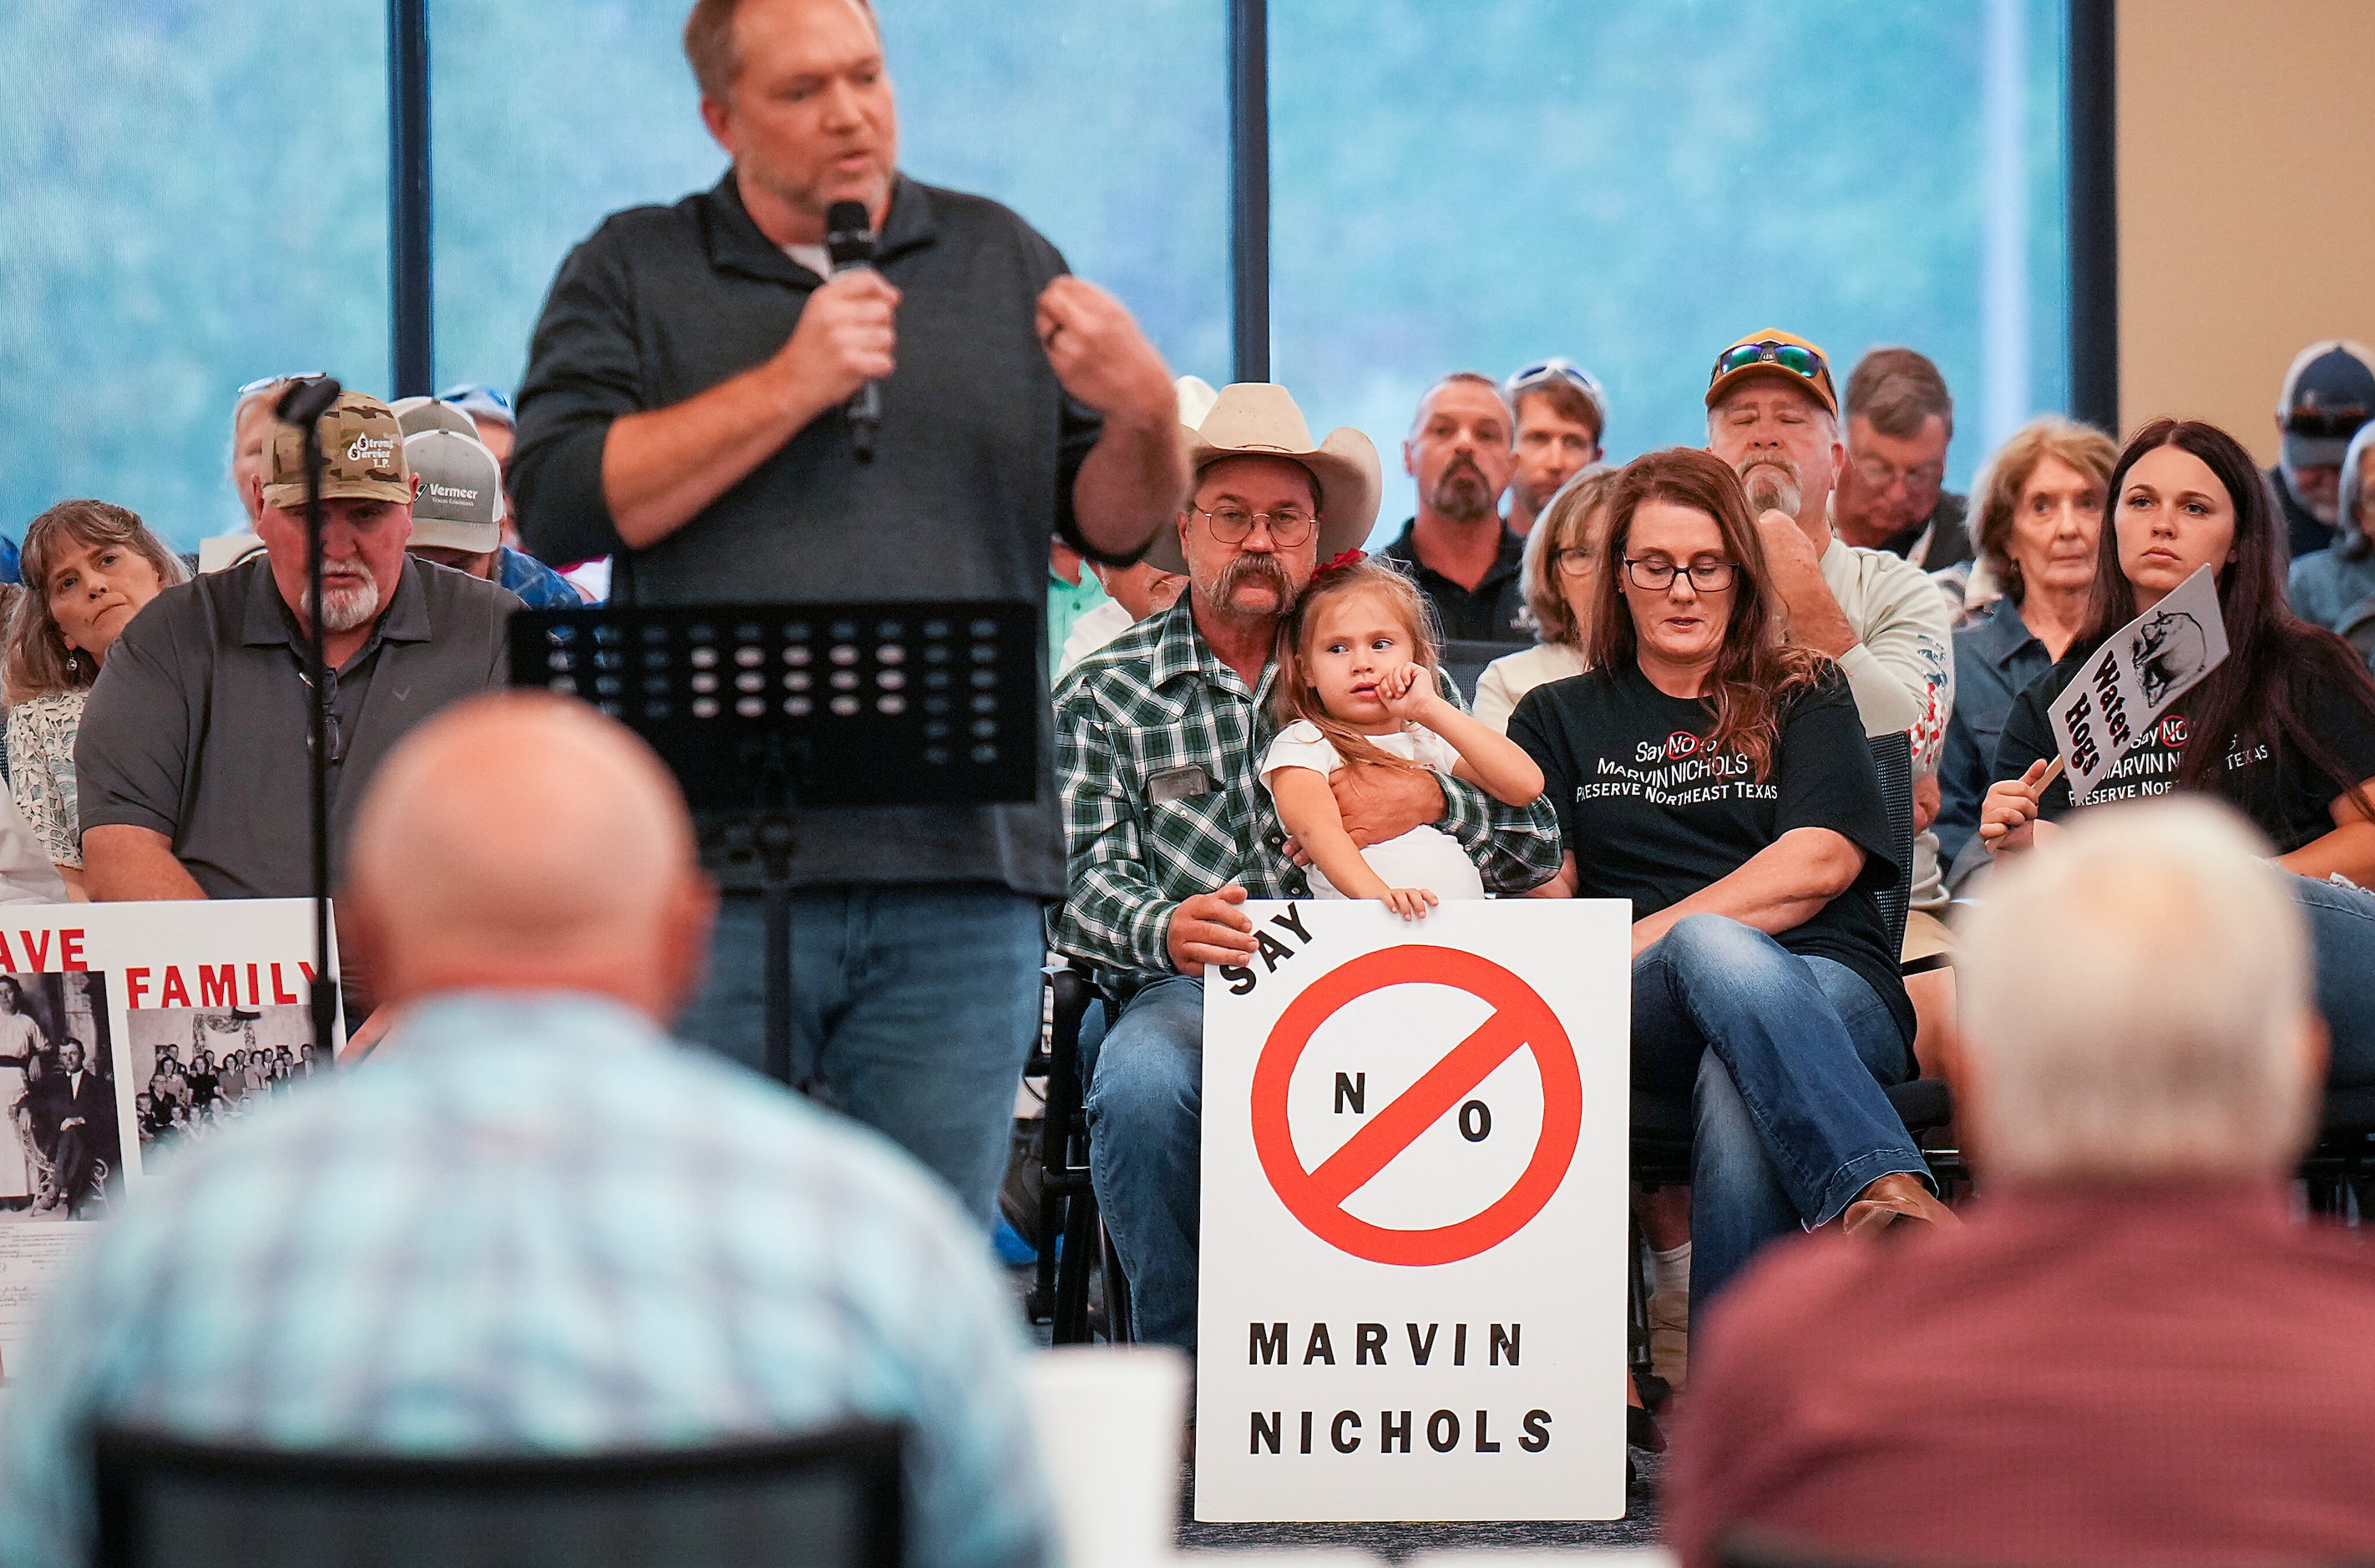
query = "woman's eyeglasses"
xmin=1623 ymin=558 xmax=1737 ymax=592
xmin=1552 ymin=548 xmax=1599 ymax=578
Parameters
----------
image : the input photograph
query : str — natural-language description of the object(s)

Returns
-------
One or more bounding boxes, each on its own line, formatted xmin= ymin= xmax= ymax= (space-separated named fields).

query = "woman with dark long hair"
xmin=1512 ymin=448 xmax=1952 ymax=1310
xmin=1984 ymin=418 xmax=2375 ymax=1077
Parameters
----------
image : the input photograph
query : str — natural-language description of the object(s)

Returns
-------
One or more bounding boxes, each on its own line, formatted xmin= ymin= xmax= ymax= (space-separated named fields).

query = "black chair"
xmin=1717 ymin=1526 xmax=1933 ymax=1568
xmin=2301 ymin=1084 xmax=2375 ymax=1219
xmin=1029 ymin=962 xmax=1132 ymax=1344
xmin=94 ymin=1422 xmax=904 ymax=1568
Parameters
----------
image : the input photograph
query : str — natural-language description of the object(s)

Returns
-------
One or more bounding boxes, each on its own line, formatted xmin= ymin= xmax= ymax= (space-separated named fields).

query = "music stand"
xmin=508 ymin=601 xmax=1041 ymax=1086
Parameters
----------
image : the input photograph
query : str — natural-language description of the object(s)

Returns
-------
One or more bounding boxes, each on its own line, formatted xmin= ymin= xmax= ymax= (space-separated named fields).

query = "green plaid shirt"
xmin=1051 ymin=598 xmax=1562 ymax=985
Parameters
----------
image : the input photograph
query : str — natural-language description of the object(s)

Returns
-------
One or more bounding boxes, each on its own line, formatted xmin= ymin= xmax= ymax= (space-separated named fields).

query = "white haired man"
xmin=1703 ymin=330 xmax=1954 ymax=928
xmin=1669 ymin=798 xmax=2375 ymax=1567
xmin=0 ymin=694 xmax=1052 ymax=1568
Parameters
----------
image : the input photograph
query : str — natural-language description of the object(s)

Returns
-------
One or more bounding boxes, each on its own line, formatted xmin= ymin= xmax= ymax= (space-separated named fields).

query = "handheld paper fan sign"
xmin=2044 ymin=564 xmax=2230 ymax=801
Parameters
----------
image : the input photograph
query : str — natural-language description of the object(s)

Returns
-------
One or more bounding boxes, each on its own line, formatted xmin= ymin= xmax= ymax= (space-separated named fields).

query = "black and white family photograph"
xmin=0 ymin=972 xmax=118 ymax=1222
xmin=124 ymin=1003 xmax=321 ymax=1160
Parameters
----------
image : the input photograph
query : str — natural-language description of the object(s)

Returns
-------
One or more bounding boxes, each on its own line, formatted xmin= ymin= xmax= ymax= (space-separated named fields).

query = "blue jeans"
xmin=1634 ymin=914 xmax=1924 ymax=1312
xmin=2298 ymin=873 xmax=2375 ymax=1089
xmin=1079 ymin=974 xmax=1203 ymax=1354
xmin=677 ymin=885 xmax=1045 ymax=1230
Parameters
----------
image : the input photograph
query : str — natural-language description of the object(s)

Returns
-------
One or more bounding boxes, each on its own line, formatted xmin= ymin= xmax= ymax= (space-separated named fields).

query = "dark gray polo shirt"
xmin=75 ymin=556 xmax=518 ymax=898
xmin=512 ymin=170 xmax=1101 ymax=898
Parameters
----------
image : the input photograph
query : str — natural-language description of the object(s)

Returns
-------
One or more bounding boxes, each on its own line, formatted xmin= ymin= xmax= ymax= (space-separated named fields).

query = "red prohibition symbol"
xmin=1249 ymin=945 xmax=1583 ymax=1267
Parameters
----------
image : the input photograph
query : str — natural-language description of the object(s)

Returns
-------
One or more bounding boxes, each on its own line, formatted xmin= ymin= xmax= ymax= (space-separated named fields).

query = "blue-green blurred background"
xmin=0 ymin=0 xmax=2066 ymax=550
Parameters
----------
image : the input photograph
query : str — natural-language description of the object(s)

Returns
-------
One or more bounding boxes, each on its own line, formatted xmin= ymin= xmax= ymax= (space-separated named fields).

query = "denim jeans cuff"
xmin=1805 ymin=1146 xmax=1935 ymax=1229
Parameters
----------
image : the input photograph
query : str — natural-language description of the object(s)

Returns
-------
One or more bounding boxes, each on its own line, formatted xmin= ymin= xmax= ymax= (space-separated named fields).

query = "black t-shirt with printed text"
xmin=1993 ymin=651 xmax=2375 ymax=853
xmin=1509 ymin=661 xmax=1913 ymax=1045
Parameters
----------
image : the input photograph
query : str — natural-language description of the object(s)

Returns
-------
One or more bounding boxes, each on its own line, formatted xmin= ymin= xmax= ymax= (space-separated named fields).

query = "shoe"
xmin=1841 ymin=1172 xmax=1961 ymax=1238
xmin=1626 ymin=1403 xmax=1666 ymax=1454
xmin=1647 ymin=1287 xmax=1689 ymax=1390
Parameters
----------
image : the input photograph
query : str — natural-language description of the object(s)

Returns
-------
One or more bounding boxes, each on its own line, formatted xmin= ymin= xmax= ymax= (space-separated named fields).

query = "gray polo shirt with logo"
xmin=75 ymin=556 xmax=518 ymax=898
xmin=511 ymin=171 xmax=1103 ymax=898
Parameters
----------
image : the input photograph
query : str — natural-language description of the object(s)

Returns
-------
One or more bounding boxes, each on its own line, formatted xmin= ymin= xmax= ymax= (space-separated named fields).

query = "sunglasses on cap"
xmin=1507 ymin=358 xmax=1607 ymax=404
xmin=2281 ymin=405 xmax=2372 ymax=440
xmin=236 ymin=372 xmax=328 ymax=401
xmin=1710 ymin=340 xmax=1829 ymax=388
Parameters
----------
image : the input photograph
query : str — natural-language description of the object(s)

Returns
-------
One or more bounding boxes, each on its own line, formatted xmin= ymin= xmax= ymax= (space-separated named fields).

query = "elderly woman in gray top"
xmin=1932 ymin=418 xmax=2115 ymax=888
xmin=2289 ymin=420 xmax=2375 ymax=670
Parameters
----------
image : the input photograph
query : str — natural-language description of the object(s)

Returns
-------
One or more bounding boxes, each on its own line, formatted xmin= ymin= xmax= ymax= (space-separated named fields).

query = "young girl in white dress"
xmin=1260 ymin=554 xmax=1546 ymax=917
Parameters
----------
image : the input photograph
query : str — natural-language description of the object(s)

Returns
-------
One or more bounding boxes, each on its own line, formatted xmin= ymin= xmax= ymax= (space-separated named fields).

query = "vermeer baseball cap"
xmin=262 ymin=391 xmax=411 ymax=510
xmin=392 ymin=396 xmax=479 ymax=439
xmin=1704 ymin=329 xmax=1841 ymax=417
xmin=403 ymin=428 xmax=504 ymax=554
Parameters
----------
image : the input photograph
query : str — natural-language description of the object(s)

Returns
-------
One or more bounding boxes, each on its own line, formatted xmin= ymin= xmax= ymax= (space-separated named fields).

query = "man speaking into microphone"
xmin=512 ymin=0 xmax=1186 ymax=1226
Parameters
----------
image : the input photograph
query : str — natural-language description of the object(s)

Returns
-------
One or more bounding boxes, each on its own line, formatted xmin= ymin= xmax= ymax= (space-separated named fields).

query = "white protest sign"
xmin=2048 ymin=564 xmax=2229 ymax=802
xmin=0 ymin=899 xmax=338 ymax=1381
xmin=1193 ymin=898 xmax=1630 ymax=1523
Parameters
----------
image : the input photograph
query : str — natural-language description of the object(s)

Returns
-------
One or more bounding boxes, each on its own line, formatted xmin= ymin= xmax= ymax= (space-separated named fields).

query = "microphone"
xmin=825 ymin=200 xmax=882 ymax=463
xmin=274 ymin=375 xmax=343 ymax=427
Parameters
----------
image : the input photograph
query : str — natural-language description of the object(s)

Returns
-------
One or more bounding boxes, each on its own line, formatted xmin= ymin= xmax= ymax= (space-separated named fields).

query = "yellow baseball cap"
xmin=1705 ymin=329 xmax=1840 ymax=417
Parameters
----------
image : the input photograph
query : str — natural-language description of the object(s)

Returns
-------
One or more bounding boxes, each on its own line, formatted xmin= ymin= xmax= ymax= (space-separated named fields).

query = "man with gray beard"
xmin=1702 ymin=331 xmax=1954 ymax=825
xmin=1380 ymin=372 xmax=1530 ymax=640
xmin=77 ymin=390 xmax=518 ymax=911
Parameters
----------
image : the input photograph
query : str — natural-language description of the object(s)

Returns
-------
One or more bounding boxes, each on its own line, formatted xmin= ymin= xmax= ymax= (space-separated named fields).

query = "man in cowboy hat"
xmin=1051 ymin=382 xmax=1562 ymax=1353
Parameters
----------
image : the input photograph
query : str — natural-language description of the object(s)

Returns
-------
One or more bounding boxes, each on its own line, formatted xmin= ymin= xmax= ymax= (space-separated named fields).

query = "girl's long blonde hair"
xmin=1271 ymin=556 xmax=1443 ymax=774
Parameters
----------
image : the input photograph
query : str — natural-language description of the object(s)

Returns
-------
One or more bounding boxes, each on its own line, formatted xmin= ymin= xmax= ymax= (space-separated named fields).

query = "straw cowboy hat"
xmin=1145 ymin=380 xmax=1381 ymax=574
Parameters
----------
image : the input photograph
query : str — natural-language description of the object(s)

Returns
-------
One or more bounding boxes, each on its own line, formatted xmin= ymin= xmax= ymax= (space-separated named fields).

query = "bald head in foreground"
xmin=1669 ymin=798 xmax=2375 ymax=1568
xmin=0 ymin=695 xmax=1055 ymax=1568
xmin=346 ymin=690 xmax=713 ymax=1029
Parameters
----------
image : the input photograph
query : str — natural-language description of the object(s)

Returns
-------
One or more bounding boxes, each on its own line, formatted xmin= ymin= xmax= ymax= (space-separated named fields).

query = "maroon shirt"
xmin=1668 ymin=1183 xmax=2375 ymax=1567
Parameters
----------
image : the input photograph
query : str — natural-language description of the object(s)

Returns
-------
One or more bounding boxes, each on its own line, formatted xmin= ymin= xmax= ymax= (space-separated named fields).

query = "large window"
xmin=8 ymin=1 xmax=2066 ymax=554
xmin=1271 ymin=0 xmax=2070 ymax=539
xmin=0 ymin=0 xmax=391 ymax=549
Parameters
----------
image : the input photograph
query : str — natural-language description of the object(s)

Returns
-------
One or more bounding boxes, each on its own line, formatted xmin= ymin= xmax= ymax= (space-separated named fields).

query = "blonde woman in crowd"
xmin=4 ymin=500 xmax=190 ymax=898
xmin=1472 ymin=465 xmax=1618 ymax=732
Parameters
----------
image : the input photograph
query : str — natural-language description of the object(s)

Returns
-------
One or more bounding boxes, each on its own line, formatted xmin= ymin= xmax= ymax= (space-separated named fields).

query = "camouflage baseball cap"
xmin=261 ymin=390 xmax=412 ymax=510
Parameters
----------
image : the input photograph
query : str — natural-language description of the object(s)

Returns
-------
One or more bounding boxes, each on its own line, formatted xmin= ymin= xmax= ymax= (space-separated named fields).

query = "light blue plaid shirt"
xmin=0 ymin=992 xmax=1051 ymax=1568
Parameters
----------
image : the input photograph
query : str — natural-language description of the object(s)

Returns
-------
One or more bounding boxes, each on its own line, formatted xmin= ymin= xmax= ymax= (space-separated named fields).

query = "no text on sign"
xmin=1250 ymin=945 xmax=1582 ymax=1267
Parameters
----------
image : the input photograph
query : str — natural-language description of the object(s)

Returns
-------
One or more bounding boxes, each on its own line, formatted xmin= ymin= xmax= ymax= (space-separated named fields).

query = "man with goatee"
xmin=1380 ymin=372 xmax=1530 ymax=640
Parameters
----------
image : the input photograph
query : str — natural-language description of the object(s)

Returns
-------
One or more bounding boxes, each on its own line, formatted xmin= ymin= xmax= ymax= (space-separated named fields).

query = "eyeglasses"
xmin=1848 ymin=453 xmax=1947 ymax=494
xmin=1507 ymin=358 xmax=1608 ymax=409
xmin=236 ymin=372 xmax=327 ymax=401
xmin=1193 ymin=504 xmax=1318 ymax=547
xmin=295 ymin=666 xmax=347 ymax=766
xmin=1623 ymin=557 xmax=1737 ymax=592
xmin=1710 ymin=340 xmax=1829 ymax=389
xmin=2282 ymin=406 xmax=2372 ymax=440
xmin=1552 ymin=548 xmax=1599 ymax=578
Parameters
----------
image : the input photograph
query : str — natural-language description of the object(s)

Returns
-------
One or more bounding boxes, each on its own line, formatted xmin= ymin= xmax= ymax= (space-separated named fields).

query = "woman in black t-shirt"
xmin=1512 ymin=448 xmax=1952 ymax=1313
xmin=1983 ymin=419 xmax=2375 ymax=1085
